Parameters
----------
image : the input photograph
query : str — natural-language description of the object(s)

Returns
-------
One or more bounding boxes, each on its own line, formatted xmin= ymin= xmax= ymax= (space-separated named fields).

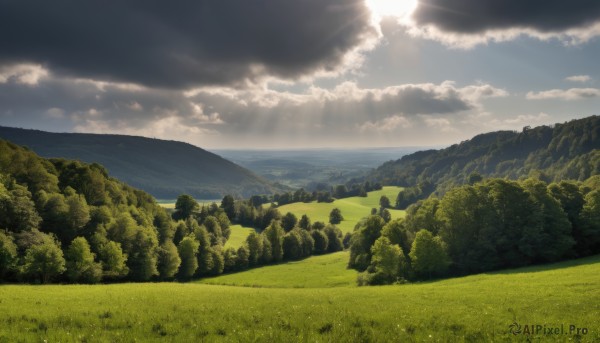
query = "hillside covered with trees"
xmin=0 ymin=126 xmax=285 ymax=199
xmin=362 ymin=116 xmax=600 ymax=207
xmin=349 ymin=176 xmax=600 ymax=285
xmin=0 ymin=139 xmax=345 ymax=284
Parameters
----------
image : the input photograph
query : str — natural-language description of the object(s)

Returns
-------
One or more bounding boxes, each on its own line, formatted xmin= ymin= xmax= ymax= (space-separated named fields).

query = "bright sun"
xmin=366 ymin=0 xmax=418 ymax=21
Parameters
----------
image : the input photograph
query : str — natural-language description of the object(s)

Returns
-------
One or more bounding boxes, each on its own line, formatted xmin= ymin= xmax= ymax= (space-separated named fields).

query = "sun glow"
xmin=366 ymin=0 xmax=418 ymax=22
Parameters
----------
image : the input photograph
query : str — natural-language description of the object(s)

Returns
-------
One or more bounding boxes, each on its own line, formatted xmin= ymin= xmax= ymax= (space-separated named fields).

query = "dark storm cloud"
xmin=0 ymin=0 xmax=374 ymax=89
xmin=413 ymin=0 xmax=600 ymax=33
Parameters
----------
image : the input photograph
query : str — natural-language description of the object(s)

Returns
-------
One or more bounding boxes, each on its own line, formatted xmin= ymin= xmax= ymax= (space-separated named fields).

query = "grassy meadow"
xmin=200 ymin=251 xmax=356 ymax=288
xmin=277 ymin=186 xmax=406 ymax=233
xmin=1 ymin=255 xmax=598 ymax=342
xmin=224 ymin=225 xmax=255 ymax=249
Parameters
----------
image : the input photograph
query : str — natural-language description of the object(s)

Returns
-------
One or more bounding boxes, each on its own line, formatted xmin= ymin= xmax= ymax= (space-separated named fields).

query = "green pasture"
xmin=1 ymin=255 xmax=598 ymax=342
xmin=199 ymin=251 xmax=356 ymax=288
xmin=277 ymin=186 xmax=406 ymax=233
xmin=224 ymin=225 xmax=256 ymax=249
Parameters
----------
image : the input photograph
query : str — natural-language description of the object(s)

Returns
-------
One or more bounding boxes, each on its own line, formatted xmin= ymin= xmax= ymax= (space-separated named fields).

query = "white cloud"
xmin=190 ymin=102 xmax=225 ymax=125
xmin=404 ymin=20 xmax=600 ymax=49
xmin=526 ymin=88 xmax=600 ymax=100
xmin=504 ymin=112 xmax=550 ymax=125
xmin=0 ymin=64 xmax=49 ymax=85
xmin=74 ymin=112 xmax=219 ymax=140
xmin=421 ymin=116 xmax=456 ymax=132
xmin=359 ymin=115 xmax=412 ymax=133
xmin=565 ymin=75 xmax=592 ymax=83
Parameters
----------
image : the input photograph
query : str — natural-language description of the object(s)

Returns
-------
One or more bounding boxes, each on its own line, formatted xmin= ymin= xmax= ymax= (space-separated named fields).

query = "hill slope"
xmin=0 ymin=126 xmax=283 ymax=199
xmin=365 ymin=115 xmax=600 ymax=194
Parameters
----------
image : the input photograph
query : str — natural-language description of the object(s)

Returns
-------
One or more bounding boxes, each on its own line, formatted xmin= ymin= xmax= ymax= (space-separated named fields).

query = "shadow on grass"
xmin=403 ymin=254 xmax=600 ymax=287
xmin=486 ymin=254 xmax=600 ymax=276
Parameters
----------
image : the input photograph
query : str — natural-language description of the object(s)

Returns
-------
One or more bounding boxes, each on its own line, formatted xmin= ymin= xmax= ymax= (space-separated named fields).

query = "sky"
xmin=1 ymin=0 xmax=600 ymax=149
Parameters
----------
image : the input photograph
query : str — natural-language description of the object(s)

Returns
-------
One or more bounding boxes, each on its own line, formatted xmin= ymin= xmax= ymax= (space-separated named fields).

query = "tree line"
xmin=244 ymin=181 xmax=383 ymax=208
xmin=0 ymin=139 xmax=348 ymax=284
xmin=348 ymin=176 xmax=600 ymax=285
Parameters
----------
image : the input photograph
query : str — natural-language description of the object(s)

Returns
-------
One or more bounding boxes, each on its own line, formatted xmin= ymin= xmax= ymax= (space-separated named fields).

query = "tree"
xmin=379 ymin=195 xmax=391 ymax=209
xmin=298 ymin=229 xmax=314 ymax=257
xmin=236 ymin=245 xmax=250 ymax=270
xmin=261 ymin=207 xmax=282 ymax=230
xmin=342 ymin=232 xmax=352 ymax=249
xmin=98 ymin=241 xmax=128 ymax=279
xmin=467 ymin=172 xmax=483 ymax=185
xmin=177 ymin=236 xmax=199 ymax=279
xmin=264 ymin=221 xmax=285 ymax=262
xmin=22 ymin=233 xmax=66 ymax=283
xmin=323 ymin=225 xmax=343 ymax=253
xmin=0 ymin=230 xmax=18 ymax=278
xmin=311 ymin=221 xmax=325 ymax=231
xmin=371 ymin=237 xmax=405 ymax=281
xmin=283 ymin=229 xmax=303 ymax=260
xmin=521 ymin=179 xmax=574 ymax=262
xmin=173 ymin=221 xmax=189 ymax=245
xmin=203 ymin=216 xmax=223 ymax=245
xmin=579 ymin=189 xmax=600 ymax=255
xmin=333 ymin=185 xmax=348 ymax=198
xmin=220 ymin=195 xmax=236 ymax=221
xmin=127 ymin=228 xmax=159 ymax=281
xmin=66 ymin=194 xmax=90 ymax=231
xmin=329 ymin=208 xmax=343 ymax=225
xmin=154 ymin=209 xmax=175 ymax=244
xmin=298 ymin=214 xmax=311 ymax=230
xmin=223 ymin=247 xmax=238 ymax=272
xmin=157 ymin=241 xmax=181 ymax=279
xmin=436 ymin=185 xmax=495 ymax=273
xmin=381 ymin=219 xmax=413 ymax=257
xmin=409 ymin=230 xmax=449 ymax=279
xmin=245 ymin=231 xmax=263 ymax=266
xmin=260 ymin=234 xmax=272 ymax=264
xmin=311 ymin=230 xmax=329 ymax=254
xmin=404 ymin=198 xmax=442 ymax=235
xmin=208 ymin=245 xmax=224 ymax=275
xmin=549 ymin=181 xmax=587 ymax=255
xmin=65 ymin=237 xmax=102 ymax=283
xmin=194 ymin=225 xmax=214 ymax=275
xmin=173 ymin=194 xmax=199 ymax=220
xmin=348 ymin=216 xmax=385 ymax=271
xmin=0 ymin=183 xmax=42 ymax=232
xmin=281 ymin=212 xmax=298 ymax=232
xmin=380 ymin=208 xmax=391 ymax=223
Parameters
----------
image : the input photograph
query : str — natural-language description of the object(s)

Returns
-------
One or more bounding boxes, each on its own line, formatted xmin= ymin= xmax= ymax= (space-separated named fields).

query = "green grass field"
xmin=277 ymin=186 xmax=406 ymax=233
xmin=1 ymin=255 xmax=598 ymax=342
xmin=200 ymin=251 xmax=356 ymax=288
xmin=224 ymin=225 xmax=255 ymax=249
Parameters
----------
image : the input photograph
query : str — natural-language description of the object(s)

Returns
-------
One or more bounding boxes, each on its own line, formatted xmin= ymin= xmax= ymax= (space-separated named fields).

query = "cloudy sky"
xmin=1 ymin=0 xmax=600 ymax=149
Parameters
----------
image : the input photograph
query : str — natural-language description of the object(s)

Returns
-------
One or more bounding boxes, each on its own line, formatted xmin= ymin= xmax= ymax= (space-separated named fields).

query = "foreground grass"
xmin=278 ymin=186 xmax=406 ymax=233
xmin=199 ymin=251 xmax=356 ymax=288
xmin=1 ymin=255 xmax=598 ymax=342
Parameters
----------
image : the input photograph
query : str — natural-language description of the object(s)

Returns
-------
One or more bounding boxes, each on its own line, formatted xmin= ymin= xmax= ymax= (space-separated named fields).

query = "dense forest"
xmin=0 ymin=139 xmax=342 ymax=284
xmin=361 ymin=116 xmax=600 ymax=208
xmin=348 ymin=176 xmax=600 ymax=285
xmin=0 ymin=126 xmax=285 ymax=199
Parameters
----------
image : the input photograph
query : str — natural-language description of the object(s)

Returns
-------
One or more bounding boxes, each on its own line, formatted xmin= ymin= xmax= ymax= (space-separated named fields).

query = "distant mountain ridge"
xmin=0 ymin=127 xmax=285 ymax=199
xmin=364 ymin=115 xmax=600 ymax=194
